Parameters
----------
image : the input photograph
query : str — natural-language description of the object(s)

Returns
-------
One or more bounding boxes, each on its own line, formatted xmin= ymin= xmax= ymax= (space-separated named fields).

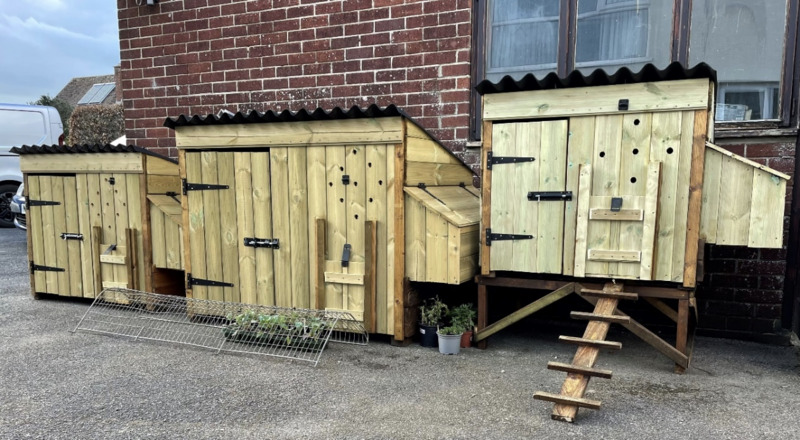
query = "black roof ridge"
xmin=476 ymin=62 xmax=717 ymax=95
xmin=9 ymin=144 xmax=177 ymax=164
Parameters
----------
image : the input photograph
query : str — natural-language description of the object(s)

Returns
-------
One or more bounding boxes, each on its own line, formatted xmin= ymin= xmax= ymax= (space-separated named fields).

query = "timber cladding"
xmin=17 ymin=146 xmax=180 ymax=299
xmin=172 ymin=111 xmax=477 ymax=338
xmin=480 ymin=77 xmax=788 ymax=286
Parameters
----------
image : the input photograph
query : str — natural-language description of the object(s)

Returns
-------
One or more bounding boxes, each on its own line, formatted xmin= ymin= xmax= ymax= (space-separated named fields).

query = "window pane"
xmin=575 ymin=0 xmax=673 ymax=74
xmin=689 ymin=0 xmax=787 ymax=121
xmin=486 ymin=0 xmax=560 ymax=81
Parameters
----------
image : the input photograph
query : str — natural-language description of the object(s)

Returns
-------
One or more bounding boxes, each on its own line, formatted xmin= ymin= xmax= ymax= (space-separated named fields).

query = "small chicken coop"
xmin=165 ymin=105 xmax=478 ymax=341
xmin=474 ymin=63 xmax=790 ymax=421
xmin=13 ymin=144 xmax=180 ymax=298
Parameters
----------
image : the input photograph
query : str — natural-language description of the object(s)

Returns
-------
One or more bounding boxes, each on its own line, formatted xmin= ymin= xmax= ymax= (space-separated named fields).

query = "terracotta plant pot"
xmin=460 ymin=330 xmax=472 ymax=348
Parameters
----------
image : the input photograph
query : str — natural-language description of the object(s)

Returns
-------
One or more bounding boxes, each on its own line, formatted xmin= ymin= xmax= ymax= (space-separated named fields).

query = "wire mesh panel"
xmin=74 ymin=288 xmax=368 ymax=366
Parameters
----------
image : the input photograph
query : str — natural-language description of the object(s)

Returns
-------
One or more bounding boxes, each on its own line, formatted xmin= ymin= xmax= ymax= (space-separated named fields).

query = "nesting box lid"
xmin=12 ymin=144 xmax=176 ymax=174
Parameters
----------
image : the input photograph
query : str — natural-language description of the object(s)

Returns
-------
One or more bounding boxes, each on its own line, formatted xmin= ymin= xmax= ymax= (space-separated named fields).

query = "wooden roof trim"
xmin=705 ymin=141 xmax=790 ymax=181
xmin=403 ymin=186 xmax=480 ymax=227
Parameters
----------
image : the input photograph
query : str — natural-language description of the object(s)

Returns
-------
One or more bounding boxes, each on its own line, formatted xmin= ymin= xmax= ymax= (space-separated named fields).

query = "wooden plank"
xmin=23 ymin=176 xmax=37 ymax=298
xmin=175 ymin=117 xmax=405 ymax=148
xmin=92 ymin=226 xmax=102 ymax=296
xmin=558 ymin=336 xmax=622 ymax=350
xmin=62 ymin=176 xmax=81 ymax=296
xmin=102 ymin=281 xmax=128 ymax=289
xmin=488 ymin=122 xmax=516 ymax=271
xmin=112 ymin=174 xmax=131 ymax=288
xmin=127 ymin=174 xmax=145 ymax=291
xmin=185 ymin=152 xmax=207 ymax=300
xmin=644 ymin=297 xmax=678 ymax=322
xmin=125 ymin=228 xmax=137 ymax=290
xmin=37 ymin=176 xmax=58 ymax=294
xmin=345 ymin=145 xmax=366 ymax=316
xmin=324 ymin=272 xmax=365 ymax=285
xmin=146 ymin=174 xmax=181 ymax=194
xmin=139 ymin=170 xmax=152 ymax=293
xmin=483 ymin=79 xmax=711 ymax=121
xmin=640 ymin=162 xmax=662 ymax=280
xmin=404 ymin=162 xmax=474 ymax=186
xmin=671 ymin=111 xmax=695 ymax=282
xmin=650 ymin=112 xmax=682 ymax=280
xmin=178 ymin=150 xmax=191 ymax=297
xmin=270 ymin=147 xmax=292 ymax=308
xmin=216 ymin=152 xmax=240 ymax=303
xmin=364 ymin=220 xmax=377 ymax=333
xmin=675 ymin=299 xmax=690 ymax=373
xmin=511 ymin=121 xmax=538 ymax=273
xmin=546 ymin=362 xmax=613 ymax=379
xmin=150 ymin=202 xmax=167 ymax=268
xmin=534 ymin=392 xmax=602 ymax=410
xmin=164 ymin=212 xmax=182 ymax=270
xmin=405 ymin=135 xmax=463 ymax=165
xmin=306 ymin=146 xmax=328 ymax=309
xmin=97 ymin=174 xmax=118 ymax=291
xmin=404 ymin=195 xmax=424 ymax=280
xmin=365 ymin=145 xmax=388 ymax=334
xmin=699 ymin=147 xmax=722 ymax=243
xmin=564 ymin=117 xmax=595 ymax=276
xmin=200 ymin=151 xmax=224 ymax=302
xmin=100 ymin=254 xmax=126 ymax=264
xmin=392 ymin=141 xmax=406 ymax=339
xmin=705 ymin=141 xmax=790 ymax=180
xmin=480 ymin=120 xmax=493 ymax=275
xmin=572 ymin=165 xmax=592 ymax=278
xmin=588 ymin=209 xmax=643 ymax=221
xmin=748 ymin=170 xmax=786 ymax=248
xmin=681 ymin=110 xmax=707 ymax=286
xmin=325 ymin=146 xmax=347 ymax=310
xmin=570 ymin=311 xmax=630 ymax=324
xmin=536 ymin=120 xmax=567 ymax=274
xmin=474 ymin=283 xmax=575 ymax=341
xmin=715 ymin=155 xmax=753 ymax=246
xmin=402 ymin=186 xmax=480 ymax=228
xmin=288 ymin=147 xmax=310 ymax=308
xmin=19 ymin=153 xmax=144 ymax=174
xmin=315 ymin=218 xmax=326 ymax=310
xmin=385 ymin=142 xmax=396 ymax=334
xmin=75 ymin=174 xmax=96 ymax=297
xmin=251 ymin=151 xmax=275 ymax=306
xmin=234 ymin=152 xmax=256 ymax=305
xmin=50 ymin=177 xmax=70 ymax=295
xmin=425 ymin=212 xmax=448 ymax=283
xmin=459 ymin=254 xmax=479 ymax=283
xmin=145 ymin=156 xmax=179 ymax=175
xmin=27 ymin=176 xmax=47 ymax=294
xmin=447 ymin=223 xmax=461 ymax=284
xmin=587 ymin=249 xmax=641 ymax=262
xmin=579 ymin=288 xmax=638 ymax=301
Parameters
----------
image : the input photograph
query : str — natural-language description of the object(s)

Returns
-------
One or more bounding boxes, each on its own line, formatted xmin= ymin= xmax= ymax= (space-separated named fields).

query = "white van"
xmin=0 ymin=104 xmax=64 ymax=227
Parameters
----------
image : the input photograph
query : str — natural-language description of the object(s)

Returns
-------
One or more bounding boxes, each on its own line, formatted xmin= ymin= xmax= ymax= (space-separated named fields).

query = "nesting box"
xmin=13 ymin=145 xmax=180 ymax=298
xmin=477 ymin=63 xmax=788 ymax=286
xmin=165 ymin=105 xmax=478 ymax=338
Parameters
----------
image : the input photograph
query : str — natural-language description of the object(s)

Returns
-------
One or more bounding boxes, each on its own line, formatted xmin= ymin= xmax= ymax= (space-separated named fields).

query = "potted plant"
xmin=223 ymin=310 xmax=329 ymax=352
xmin=450 ymin=303 xmax=476 ymax=348
xmin=436 ymin=324 xmax=464 ymax=355
xmin=419 ymin=296 xmax=448 ymax=347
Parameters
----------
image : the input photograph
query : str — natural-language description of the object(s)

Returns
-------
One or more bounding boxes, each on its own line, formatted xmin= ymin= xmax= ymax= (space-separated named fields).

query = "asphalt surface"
xmin=1 ymin=226 xmax=799 ymax=439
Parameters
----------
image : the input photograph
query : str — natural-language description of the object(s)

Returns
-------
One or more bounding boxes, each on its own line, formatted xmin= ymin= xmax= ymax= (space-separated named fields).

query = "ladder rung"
xmin=547 ymin=361 xmax=613 ymax=379
xmin=559 ymin=335 xmax=622 ymax=350
xmin=570 ymin=311 xmax=630 ymax=324
xmin=533 ymin=391 xmax=602 ymax=410
xmin=579 ymin=288 xmax=638 ymax=301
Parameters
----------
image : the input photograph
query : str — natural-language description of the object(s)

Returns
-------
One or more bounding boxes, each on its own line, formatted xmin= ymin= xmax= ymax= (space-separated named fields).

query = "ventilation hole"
xmin=667 ymin=147 xmax=674 ymax=154
xmin=369 ymin=198 xmax=374 ymax=203
xmin=630 ymin=177 xmax=637 ymax=183
xmin=632 ymin=148 xmax=639 ymax=155
xmin=354 ymin=181 xmax=358 ymax=186
xmin=599 ymin=151 xmax=606 ymax=158
xmin=353 ymin=149 xmax=357 ymax=154
xmin=339 ymin=198 xmax=344 ymax=203
xmin=378 ymin=180 xmax=383 ymax=185
xmin=368 ymin=162 xmax=372 ymax=167
xmin=329 ymin=182 xmax=333 ymax=187
xmin=634 ymin=119 xmax=640 ymax=125
xmin=340 ymin=166 xmax=344 ymax=171
xmin=355 ymin=214 xmax=359 ymax=219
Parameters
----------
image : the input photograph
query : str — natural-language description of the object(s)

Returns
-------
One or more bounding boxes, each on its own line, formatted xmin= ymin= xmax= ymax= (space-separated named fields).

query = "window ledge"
xmin=714 ymin=126 xmax=798 ymax=139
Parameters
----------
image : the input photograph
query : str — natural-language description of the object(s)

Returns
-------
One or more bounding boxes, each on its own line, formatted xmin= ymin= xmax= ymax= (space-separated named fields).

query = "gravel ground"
xmin=1 ymin=226 xmax=799 ymax=439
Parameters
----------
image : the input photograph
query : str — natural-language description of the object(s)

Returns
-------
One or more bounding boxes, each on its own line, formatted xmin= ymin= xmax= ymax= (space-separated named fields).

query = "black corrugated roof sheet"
xmin=164 ymin=104 xmax=407 ymax=129
xmin=476 ymin=62 xmax=716 ymax=95
xmin=10 ymin=144 xmax=176 ymax=163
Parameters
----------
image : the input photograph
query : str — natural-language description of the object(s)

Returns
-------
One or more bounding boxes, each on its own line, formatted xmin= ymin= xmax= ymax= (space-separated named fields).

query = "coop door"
xmin=26 ymin=175 xmax=89 ymax=297
xmin=488 ymin=120 xmax=569 ymax=274
xmin=573 ymin=114 xmax=663 ymax=281
xmin=184 ymin=151 xmax=278 ymax=307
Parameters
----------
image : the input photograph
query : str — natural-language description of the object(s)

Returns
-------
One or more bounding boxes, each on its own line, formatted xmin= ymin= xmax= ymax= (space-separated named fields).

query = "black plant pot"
xmin=419 ymin=324 xmax=438 ymax=347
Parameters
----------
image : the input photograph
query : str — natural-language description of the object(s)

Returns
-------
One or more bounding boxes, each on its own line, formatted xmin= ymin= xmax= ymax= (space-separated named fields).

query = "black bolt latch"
xmin=341 ymin=244 xmax=351 ymax=267
xmin=618 ymin=99 xmax=629 ymax=111
xmin=342 ymin=175 xmax=350 ymax=185
xmin=610 ymin=197 xmax=623 ymax=212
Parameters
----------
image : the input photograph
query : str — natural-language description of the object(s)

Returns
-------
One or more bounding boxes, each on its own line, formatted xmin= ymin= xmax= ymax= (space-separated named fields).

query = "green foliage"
xmin=68 ymin=103 xmax=124 ymax=145
xmin=29 ymin=94 xmax=73 ymax=140
xmin=224 ymin=310 xmax=329 ymax=349
xmin=419 ymin=296 xmax=448 ymax=326
xmin=449 ymin=303 xmax=476 ymax=332
xmin=437 ymin=325 xmax=463 ymax=336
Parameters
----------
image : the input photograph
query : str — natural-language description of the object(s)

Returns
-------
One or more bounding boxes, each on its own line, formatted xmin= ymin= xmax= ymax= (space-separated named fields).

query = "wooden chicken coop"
xmin=164 ymin=105 xmax=479 ymax=341
xmin=474 ymin=63 xmax=790 ymax=421
xmin=13 ymin=145 xmax=180 ymax=299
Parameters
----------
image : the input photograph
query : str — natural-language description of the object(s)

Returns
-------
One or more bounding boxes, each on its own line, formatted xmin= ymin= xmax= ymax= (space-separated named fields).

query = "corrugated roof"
xmin=10 ymin=144 xmax=176 ymax=163
xmin=476 ymin=62 xmax=716 ymax=95
xmin=164 ymin=104 xmax=407 ymax=129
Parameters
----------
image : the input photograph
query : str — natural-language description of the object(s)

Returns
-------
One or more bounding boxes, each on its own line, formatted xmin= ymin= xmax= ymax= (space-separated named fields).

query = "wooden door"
xmin=488 ymin=120 xmax=568 ymax=274
xmin=27 ymin=175 xmax=86 ymax=297
xmin=185 ymin=151 xmax=277 ymax=306
xmin=573 ymin=113 xmax=663 ymax=280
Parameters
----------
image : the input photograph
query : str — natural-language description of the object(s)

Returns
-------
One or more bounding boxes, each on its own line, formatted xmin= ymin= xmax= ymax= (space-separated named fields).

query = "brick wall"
xmin=698 ymin=139 xmax=795 ymax=341
xmin=117 ymin=0 xmax=475 ymax=165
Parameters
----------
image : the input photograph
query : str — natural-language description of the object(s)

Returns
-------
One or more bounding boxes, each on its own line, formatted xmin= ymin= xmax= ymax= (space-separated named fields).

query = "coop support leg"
xmin=477 ymin=282 xmax=488 ymax=349
xmin=674 ymin=299 xmax=690 ymax=374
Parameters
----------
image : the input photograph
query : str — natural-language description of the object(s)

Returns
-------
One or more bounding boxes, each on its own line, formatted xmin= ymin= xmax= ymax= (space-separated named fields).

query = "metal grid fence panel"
xmin=74 ymin=288 xmax=368 ymax=367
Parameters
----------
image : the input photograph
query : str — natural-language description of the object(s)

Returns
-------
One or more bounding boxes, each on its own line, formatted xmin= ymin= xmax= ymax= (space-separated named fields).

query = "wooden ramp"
xmin=534 ymin=282 xmax=637 ymax=422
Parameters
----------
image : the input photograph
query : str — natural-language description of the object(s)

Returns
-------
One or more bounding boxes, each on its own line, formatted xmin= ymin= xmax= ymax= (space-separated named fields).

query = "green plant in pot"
xmin=419 ymin=296 xmax=448 ymax=348
xmin=436 ymin=324 xmax=464 ymax=355
xmin=450 ymin=303 xmax=476 ymax=348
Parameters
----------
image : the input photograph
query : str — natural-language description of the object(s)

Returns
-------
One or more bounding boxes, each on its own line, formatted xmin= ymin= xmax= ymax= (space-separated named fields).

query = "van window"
xmin=2 ymin=110 xmax=47 ymax=146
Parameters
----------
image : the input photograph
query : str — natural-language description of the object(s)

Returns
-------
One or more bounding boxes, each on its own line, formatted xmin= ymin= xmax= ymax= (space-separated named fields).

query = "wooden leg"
xmin=477 ymin=283 xmax=488 ymax=349
xmin=674 ymin=299 xmax=690 ymax=374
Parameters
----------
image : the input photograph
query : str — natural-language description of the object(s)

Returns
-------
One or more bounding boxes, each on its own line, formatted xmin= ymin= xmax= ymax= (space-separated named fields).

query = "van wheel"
xmin=0 ymin=183 xmax=19 ymax=228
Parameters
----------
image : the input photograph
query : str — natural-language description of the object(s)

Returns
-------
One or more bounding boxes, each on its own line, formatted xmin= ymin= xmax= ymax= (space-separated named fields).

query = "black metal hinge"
xmin=182 ymin=179 xmax=229 ymax=195
xmin=187 ymin=273 xmax=233 ymax=288
xmin=487 ymin=151 xmax=536 ymax=170
xmin=30 ymin=261 xmax=65 ymax=274
xmin=60 ymin=233 xmax=84 ymax=241
xmin=527 ymin=191 xmax=573 ymax=202
xmin=485 ymin=229 xmax=533 ymax=246
xmin=27 ymin=199 xmax=60 ymax=207
xmin=243 ymin=237 xmax=280 ymax=249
